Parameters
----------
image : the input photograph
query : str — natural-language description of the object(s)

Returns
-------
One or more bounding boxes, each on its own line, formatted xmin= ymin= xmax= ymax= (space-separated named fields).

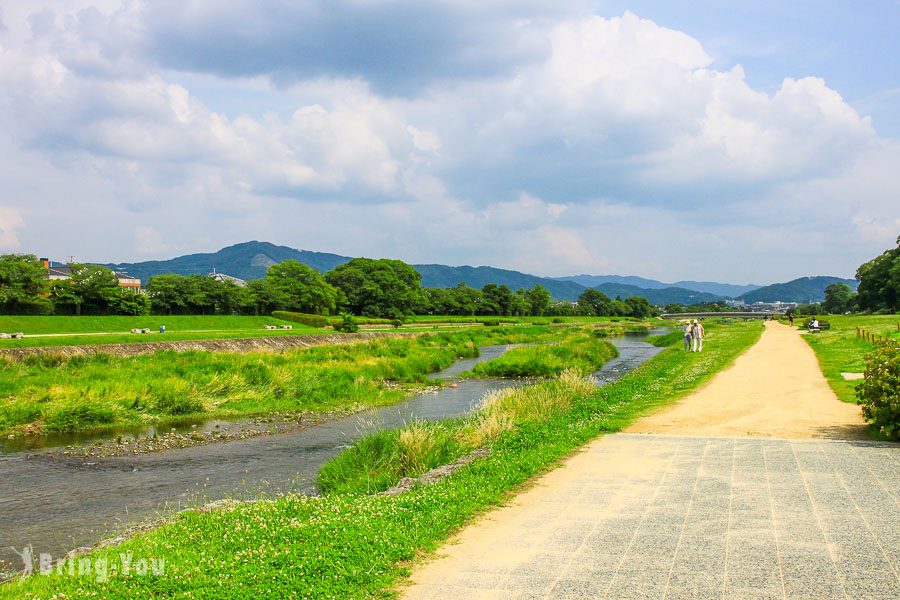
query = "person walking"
xmin=683 ymin=321 xmax=693 ymax=351
xmin=691 ymin=319 xmax=704 ymax=352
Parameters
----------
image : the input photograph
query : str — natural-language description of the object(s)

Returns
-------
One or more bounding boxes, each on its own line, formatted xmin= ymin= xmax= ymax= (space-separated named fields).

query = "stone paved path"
xmin=403 ymin=325 xmax=899 ymax=599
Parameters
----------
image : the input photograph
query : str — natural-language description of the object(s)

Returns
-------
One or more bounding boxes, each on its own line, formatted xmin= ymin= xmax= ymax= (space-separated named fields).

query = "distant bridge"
xmin=660 ymin=312 xmax=780 ymax=320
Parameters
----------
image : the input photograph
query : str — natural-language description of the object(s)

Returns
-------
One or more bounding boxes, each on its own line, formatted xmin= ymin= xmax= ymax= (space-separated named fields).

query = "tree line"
xmin=3 ymin=254 xmax=653 ymax=318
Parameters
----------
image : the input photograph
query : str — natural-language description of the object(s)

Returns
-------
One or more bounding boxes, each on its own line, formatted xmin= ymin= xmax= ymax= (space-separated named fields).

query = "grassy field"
xmin=0 ymin=315 xmax=322 ymax=348
xmin=467 ymin=329 xmax=618 ymax=378
xmin=0 ymin=320 xmax=762 ymax=598
xmin=0 ymin=326 xmax=569 ymax=438
xmin=798 ymin=314 xmax=900 ymax=403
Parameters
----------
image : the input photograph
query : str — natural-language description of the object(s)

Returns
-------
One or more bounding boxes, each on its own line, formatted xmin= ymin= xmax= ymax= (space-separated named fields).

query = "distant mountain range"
xmin=102 ymin=241 xmax=856 ymax=305
xmin=737 ymin=277 xmax=858 ymax=304
xmin=553 ymin=275 xmax=761 ymax=298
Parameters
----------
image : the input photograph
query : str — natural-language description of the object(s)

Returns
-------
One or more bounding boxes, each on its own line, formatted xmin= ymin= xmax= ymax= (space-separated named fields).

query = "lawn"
xmin=797 ymin=314 xmax=900 ymax=403
xmin=0 ymin=315 xmax=323 ymax=348
xmin=0 ymin=320 xmax=762 ymax=599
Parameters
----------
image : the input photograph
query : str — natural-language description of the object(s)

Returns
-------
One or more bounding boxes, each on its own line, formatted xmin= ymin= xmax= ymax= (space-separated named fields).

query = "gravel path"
xmin=402 ymin=322 xmax=898 ymax=599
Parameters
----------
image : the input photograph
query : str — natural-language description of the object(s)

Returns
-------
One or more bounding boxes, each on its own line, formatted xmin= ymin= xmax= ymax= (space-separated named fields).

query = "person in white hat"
xmin=683 ymin=320 xmax=693 ymax=351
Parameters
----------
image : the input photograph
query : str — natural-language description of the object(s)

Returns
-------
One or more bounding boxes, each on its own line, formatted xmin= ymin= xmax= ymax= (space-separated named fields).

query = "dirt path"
xmin=401 ymin=322 xmax=890 ymax=599
xmin=625 ymin=321 xmax=867 ymax=439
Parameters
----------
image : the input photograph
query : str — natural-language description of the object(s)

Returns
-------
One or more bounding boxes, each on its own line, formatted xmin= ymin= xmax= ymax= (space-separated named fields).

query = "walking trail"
xmin=402 ymin=322 xmax=898 ymax=599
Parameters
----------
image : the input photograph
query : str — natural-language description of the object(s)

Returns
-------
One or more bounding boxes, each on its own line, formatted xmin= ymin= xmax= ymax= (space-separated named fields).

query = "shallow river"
xmin=0 ymin=331 xmax=664 ymax=570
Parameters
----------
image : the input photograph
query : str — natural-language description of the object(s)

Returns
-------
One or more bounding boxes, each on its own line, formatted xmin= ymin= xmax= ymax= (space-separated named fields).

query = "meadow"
xmin=0 ymin=315 xmax=321 ymax=348
xmin=0 ymin=326 xmax=571 ymax=438
xmin=798 ymin=314 xmax=900 ymax=403
xmin=0 ymin=320 xmax=762 ymax=599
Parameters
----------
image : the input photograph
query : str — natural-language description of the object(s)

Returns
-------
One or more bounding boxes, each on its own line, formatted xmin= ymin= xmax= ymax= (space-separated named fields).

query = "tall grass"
xmin=468 ymin=328 xmax=618 ymax=378
xmin=0 ymin=326 xmax=569 ymax=437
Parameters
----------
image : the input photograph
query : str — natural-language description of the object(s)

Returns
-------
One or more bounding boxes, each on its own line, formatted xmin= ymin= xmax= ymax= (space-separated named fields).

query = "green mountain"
xmin=415 ymin=264 xmax=586 ymax=301
xmin=738 ymin=276 xmax=858 ymax=303
xmin=104 ymin=241 xmax=349 ymax=283
xmin=104 ymin=242 xmax=588 ymax=300
xmin=554 ymin=274 xmax=760 ymax=297
xmin=593 ymin=283 xmax=724 ymax=305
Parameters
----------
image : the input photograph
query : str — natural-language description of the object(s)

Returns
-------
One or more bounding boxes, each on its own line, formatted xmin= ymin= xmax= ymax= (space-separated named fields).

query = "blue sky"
xmin=0 ymin=1 xmax=897 ymax=285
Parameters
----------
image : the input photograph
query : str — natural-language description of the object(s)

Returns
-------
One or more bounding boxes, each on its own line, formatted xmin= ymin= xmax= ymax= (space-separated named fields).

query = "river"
xmin=0 ymin=330 xmax=664 ymax=571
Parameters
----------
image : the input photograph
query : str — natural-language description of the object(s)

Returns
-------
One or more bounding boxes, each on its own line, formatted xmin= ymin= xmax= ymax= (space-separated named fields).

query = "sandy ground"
xmin=401 ymin=321 xmax=877 ymax=598
xmin=625 ymin=320 xmax=867 ymax=439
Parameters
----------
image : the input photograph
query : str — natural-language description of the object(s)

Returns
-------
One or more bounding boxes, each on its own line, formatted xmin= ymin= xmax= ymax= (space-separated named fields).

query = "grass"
xmin=797 ymin=314 xmax=900 ymax=403
xmin=467 ymin=329 xmax=618 ymax=378
xmin=0 ymin=315 xmax=323 ymax=348
xmin=0 ymin=320 xmax=762 ymax=599
xmin=0 ymin=326 xmax=569 ymax=438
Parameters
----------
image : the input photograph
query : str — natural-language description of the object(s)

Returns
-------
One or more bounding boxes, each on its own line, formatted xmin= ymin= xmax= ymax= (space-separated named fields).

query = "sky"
xmin=0 ymin=1 xmax=898 ymax=285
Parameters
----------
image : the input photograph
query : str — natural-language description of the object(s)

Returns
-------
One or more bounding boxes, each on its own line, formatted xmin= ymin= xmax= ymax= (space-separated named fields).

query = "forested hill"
xmin=104 ymin=241 xmax=349 ymax=283
xmin=737 ymin=276 xmax=859 ymax=303
xmin=593 ymin=283 xmax=724 ymax=306
xmin=105 ymin=241 xmax=589 ymax=300
xmin=554 ymin=274 xmax=760 ymax=297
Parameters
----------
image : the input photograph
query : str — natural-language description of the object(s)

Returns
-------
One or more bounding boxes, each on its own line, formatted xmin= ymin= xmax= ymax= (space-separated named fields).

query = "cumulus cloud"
xmin=0 ymin=1 xmax=895 ymax=281
xmin=0 ymin=206 xmax=25 ymax=250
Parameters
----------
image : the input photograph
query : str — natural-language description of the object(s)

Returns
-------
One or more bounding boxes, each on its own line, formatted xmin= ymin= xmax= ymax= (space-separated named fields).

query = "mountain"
xmin=593 ymin=283 xmax=724 ymax=306
xmin=553 ymin=274 xmax=669 ymax=290
xmin=105 ymin=241 xmax=589 ymax=300
xmin=555 ymin=275 xmax=760 ymax=297
xmin=415 ymin=264 xmax=586 ymax=301
xmin=738 ymin=277 xmax=858 ymax=303
xmin=104 ymin=241 xmax=350 ymax=283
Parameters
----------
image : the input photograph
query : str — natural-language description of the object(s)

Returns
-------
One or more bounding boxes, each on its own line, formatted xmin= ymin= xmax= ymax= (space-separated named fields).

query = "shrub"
xmin=482 ymin=320 xmax=500 ymax=327
xmin=857 ymin=342 xmax=900 ymax=440
xmin=552 ymin=317 xmax=564 ymax=324
xmin=335 ymin=313 xmax=359 ymax=333
xmin=272 ymin=311 xmax=329 ymax=328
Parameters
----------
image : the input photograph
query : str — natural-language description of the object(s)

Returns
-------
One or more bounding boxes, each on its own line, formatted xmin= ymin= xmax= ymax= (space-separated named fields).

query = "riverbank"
xmin=0 ymin=321 xmax=762 ymax=598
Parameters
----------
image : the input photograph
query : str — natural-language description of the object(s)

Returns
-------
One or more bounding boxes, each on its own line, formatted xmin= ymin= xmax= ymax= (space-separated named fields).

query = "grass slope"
xmin=798 ymin=314 xmax=900 ymax=403
xmin=0 ymin=321 xmax=761 ymax=599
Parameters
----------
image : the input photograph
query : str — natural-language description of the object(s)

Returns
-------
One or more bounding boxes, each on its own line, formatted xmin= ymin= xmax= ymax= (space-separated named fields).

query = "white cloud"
xmin=0 ymin=206 xmax=25 ymax=250
xmin=0 ymin=2 xmax=895 ymax=281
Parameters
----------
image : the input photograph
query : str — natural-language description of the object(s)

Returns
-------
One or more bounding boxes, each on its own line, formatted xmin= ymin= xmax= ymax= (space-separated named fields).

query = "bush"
xmin=335 ymin=313 xmax=359 ymax=333
xmin=552 ymin=317 xmax=564 ymax=324
xmin=272 ymin=311 xmax=329 ymax=328
xmin=857 ymin=342 xmax=900 ymax=440
xmin=482 ymin=320 xmax=500 ymax=327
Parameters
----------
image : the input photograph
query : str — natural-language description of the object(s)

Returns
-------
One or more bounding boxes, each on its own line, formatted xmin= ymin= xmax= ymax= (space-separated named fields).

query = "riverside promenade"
xmin=402 ymin=322 xmax=899 ymax=599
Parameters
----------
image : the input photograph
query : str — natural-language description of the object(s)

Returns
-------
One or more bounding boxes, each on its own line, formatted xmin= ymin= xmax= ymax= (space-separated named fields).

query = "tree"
xmin=108 ymin=287 xmax=151 ymax=315
xmin=576 ymin=289 xmax=613 ymax=316
xmin=856 ymin=236 xmax=900 ymax=313
xmin=822 ymin=283 xmax=854 ymax=314
xmin=481 ymin=284 xmax=515 ymax=316
xmin=51 ymin=264 xmax=120 ymax=315
xmin=325 ymin=258 xmax=423 ymax=318
xmin=146 ymin=274 xmax=190 ymax=315
xmin=624 ymin=296 xmax=654 ymax=318
xmin=525 ymin=284 xmax=551 ymax=316
xmin=266 ymin=260 xmax=338 ymax=315
xmin=0 ymin=254 xmax=51 ymax=314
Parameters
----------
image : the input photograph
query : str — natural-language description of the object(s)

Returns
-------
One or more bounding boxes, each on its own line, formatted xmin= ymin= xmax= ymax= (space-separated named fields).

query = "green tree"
xmin=822 ymin=283 xmax=854 ymax=314
xmin=325 ymin=258 xmax=422 ymax=318
xmin=480 ymin=284 xmax=515 ymax=316
xmin=624 ymin=296 xmax=654 ymax=318
xmin=146 ymin=274 xmax=190 ymax=315
xmin=266 ymin=260 xmax=338 ymax=315
xmin=0 ymin=254 xmax=51 ymax=314
xmin=576 ymin=288 xmax=613 ymax=316
xmin=856 ymin=236 xmax=900 ymax=313
xmin=525 ymin=284 xmax=551 ymax=316
xmin=51 ymin=264 xmax=120 ymax=315
xmin=108 ymin=287 xmax=151 ymax=315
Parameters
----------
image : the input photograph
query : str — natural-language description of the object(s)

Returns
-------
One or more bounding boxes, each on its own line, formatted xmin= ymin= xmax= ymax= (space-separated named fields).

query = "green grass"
xmin=645 ymin=330 xmax=684 ymax=347
xmin=0 ymin=315 xmax=325 ymax=348
xmin=467 ymin=329 xmax=618 ymax=378
xmin=798 ymin=314 xmax=900 ymax=403
xmin=0 ymin=321 xmax=762 ymax=599
xmin=0 ymin=326 xmax=568 ymax=437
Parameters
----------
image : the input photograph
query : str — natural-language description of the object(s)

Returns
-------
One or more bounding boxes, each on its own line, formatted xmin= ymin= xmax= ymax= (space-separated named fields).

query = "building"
xmin=40 ymin=257 xmax=142 ymax=292
xmin=209 ymin=269 xmax=247 ymax=287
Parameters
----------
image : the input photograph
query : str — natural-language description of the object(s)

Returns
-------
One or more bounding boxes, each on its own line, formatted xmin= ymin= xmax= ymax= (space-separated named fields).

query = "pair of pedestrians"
xmin=683 ymin=319 xmax=704 ymax=352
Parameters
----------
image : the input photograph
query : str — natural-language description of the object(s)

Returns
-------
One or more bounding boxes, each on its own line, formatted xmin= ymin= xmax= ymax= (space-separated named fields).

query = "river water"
xmin=0 ymin=331 xmax=664 ymax=570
